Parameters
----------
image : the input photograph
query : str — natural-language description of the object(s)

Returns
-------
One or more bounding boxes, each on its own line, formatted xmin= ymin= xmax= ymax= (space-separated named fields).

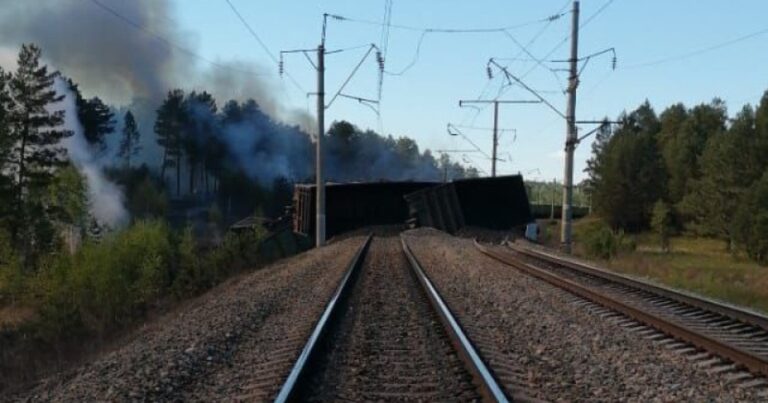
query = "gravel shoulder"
xmin=300 ymin=236 xmax=479 ymax=401
xmin=403 ymin=228 xmax=762 ymax=401
xmin=12 ymin=235 xmax=366 ymax=402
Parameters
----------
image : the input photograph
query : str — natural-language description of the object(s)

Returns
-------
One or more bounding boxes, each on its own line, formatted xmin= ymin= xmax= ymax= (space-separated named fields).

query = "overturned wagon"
xmin=292 ymin=181 xmax=436 ymax=239
xmin=292 ymin=175 xmax=532 ymax=240
xmin=404 ymin=175 xmax=532 ymax=234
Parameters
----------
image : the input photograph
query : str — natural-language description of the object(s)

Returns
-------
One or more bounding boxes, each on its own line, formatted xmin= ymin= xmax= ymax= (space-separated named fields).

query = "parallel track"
xmin=275 ymin=236 xmax=508 ymax=402
xmin=475 ymin=241 xmax=768 ymax=380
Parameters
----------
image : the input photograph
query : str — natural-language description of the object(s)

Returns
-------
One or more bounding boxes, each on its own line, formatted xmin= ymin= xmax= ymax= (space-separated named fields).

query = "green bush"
xmin=0 ymin=229 xmax=25 ymax=306
xmin=204 ymin=228 xmax=266 ymax=283
xmin=171 ymin=226 xmax=205 ymax=296
xmin=733 ymin=170 xmax=768 ymax=265
xmin=651 ymin=200 xmax=673 ymax=252
xmin=8 ymin=216 xmax=269 ymax=342
xmin=581 ymin=221 xmax=636 ymax=260
xmin=32 ymin=220 xmax=172 ymax=339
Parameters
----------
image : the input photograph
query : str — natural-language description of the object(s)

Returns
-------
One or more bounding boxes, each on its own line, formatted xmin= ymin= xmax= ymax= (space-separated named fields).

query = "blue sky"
xmin=27 ymin=1 xmax=768 ymax=182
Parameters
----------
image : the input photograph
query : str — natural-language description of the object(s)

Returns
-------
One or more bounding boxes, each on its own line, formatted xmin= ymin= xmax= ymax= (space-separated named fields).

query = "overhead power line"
xmin=462 ymin=0 xmax=571 ymax=126
xmin=580 ymin=0 xmax=616 ymax=28
xmin=475 ymin=0 xmax=617 ymax=123
xmin=87 ymin=0 xmax=268 ymax=76
xmin=333 ymin=9 xmax=567 ymax=77
xmin=331 ymin=12 xmax=566 ymax=33
xmin=625 ymin=25 xmax=768 ymax=69
xmin=223 ymin=0 xmax=306 ymax=92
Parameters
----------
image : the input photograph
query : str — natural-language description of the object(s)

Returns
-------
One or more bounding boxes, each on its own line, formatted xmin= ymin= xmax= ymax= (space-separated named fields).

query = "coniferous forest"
xmin=584 ymin=97 xmax=768 ymax=264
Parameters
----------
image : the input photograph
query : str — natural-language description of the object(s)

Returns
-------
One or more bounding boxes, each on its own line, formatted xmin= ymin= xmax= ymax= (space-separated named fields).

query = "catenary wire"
xmin=223 ymin=0 xmax=306 ymax=93
xmin=87 ymin=0 xmax=268 ymax=76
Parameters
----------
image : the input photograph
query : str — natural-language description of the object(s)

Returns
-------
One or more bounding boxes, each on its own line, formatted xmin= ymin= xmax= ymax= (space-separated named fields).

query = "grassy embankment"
xmin=537 ymin=218 xmax=768 ymax=314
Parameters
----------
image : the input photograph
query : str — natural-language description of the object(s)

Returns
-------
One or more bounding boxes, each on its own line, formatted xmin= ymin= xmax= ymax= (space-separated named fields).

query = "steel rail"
xmin=507 ymin=242 xmax=768 ymax=331
xmin=274 ymin=234 xmax=373 ymax=403
xmin=402 ymin=237 xmax=510 ymax=403
xmin=476 ymin=241 xmax=768 ymax=378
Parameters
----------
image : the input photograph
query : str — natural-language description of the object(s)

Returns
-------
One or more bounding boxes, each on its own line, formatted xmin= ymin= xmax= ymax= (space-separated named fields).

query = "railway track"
xmin=476 ymin=240 xmax=768 ymax=387
xmin=275 ymin=235 xmax=508 ymax=402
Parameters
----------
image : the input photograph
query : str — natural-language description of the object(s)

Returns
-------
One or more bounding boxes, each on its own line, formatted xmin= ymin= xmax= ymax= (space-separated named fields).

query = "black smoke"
xmin=0 ymin=0 xmax=472 ymax=190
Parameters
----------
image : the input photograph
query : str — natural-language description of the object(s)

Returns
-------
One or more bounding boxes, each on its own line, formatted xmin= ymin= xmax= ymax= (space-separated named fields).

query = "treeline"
xmin=526 ymin=180 xmax=589 ymax=207
xmin=585 ymin=95 xmax=768 ymax=263
xmin=150 ymin=90 xmax=478 ymax=199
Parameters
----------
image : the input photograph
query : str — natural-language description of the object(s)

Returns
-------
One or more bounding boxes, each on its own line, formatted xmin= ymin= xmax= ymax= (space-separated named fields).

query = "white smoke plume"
xmin=55 ymin=78 xmax=129 ymax=228
xmin=0 ymin=0 xmax=314 ymax=170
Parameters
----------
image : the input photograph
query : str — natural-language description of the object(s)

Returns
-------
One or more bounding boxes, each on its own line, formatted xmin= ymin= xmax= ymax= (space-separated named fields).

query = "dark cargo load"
xmin=404 ymin=175 xmax=532 ymax=233
xmin=453 ymin=175 xmax=533 ymax=230
xmin=293 ymin=181 xmax=437 ymax=239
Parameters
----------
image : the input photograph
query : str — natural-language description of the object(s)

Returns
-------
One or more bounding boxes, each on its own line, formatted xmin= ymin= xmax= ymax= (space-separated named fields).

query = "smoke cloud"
xmin=0 ymin=0 xmax=464 ymax=190
xmin=55 ymin=78 xmax=129 ymax=228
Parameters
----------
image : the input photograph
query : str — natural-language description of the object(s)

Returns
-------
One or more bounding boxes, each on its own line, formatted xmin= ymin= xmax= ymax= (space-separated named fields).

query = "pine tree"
xmin=6 ymin=44 xmax=73 ymax=250
xmin=583 ymin=118 xmax=612 ymax=195
xmin=67 ymin=79 xmax=115 ymax=151
xmin=733 ymin=169 xmax=768 ymax=265
xmin=0 ymin=67 xmax=13 ymax=227
xmin=591 ymin=103 xmax=665 ymax=231
xmin=651 ymin=200 xmax=673 ymax=252
xmin=155 ymin=89 xmax=185 ymax=196
xmin=682 ymin=105 xmax=760 ymax=246
xmin=657 ymin=103 xmax=688 ymax=204
xmin=183 ymin=91 xmax=217 ymax=195
xmin=664 ymin=100 xmax=727 ymax=206
xmin=79 ymin=96 xmax=115 ymax=151
xmin=118 ymin=110 xmax=141 ymax=167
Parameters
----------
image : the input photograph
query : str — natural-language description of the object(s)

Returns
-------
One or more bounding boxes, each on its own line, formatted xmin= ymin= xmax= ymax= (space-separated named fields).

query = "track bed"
xmin=403 ymin=228 xmax=765 ymax=401
xmin=297 ymin=237 xmax=480 ymax=401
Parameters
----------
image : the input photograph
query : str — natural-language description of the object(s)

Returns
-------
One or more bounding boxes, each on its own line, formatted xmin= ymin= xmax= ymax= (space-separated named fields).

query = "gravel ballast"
xmin=403 ymin=228 xmax=763 ymax=401
xmin=300 ymin=236 xmax=479 ymax=401
xmin=13 ymin=235 xmax=367 ymax=402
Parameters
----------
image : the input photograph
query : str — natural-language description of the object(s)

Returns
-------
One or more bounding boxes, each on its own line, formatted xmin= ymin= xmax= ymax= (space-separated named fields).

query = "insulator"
xmin=376 ymin=51 xmax=385 ymax=71
xmin=612 ymin=56 xmax=617 ymax=70
xmin=278 ymin=59 xmax=284 ymax=76
xmin=486 ymin=66 xmax=493 ymax=80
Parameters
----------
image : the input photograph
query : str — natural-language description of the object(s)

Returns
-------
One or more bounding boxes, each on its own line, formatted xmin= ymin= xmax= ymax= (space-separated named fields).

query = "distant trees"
xmin=155 ymin=89 xmax=185 ymax=195
xmin=589 ymin=102 xmax=665 ymax=231
xmin=0 ymin=66 xmax=13 ymax=227
xmin=182 ymin=91 xmax=217 ymax=195
xmin=118 ymin=110 xmax=141 ymax=167
xmin=67 ymin=79 xmax=115 ymax=151
xmin=651 ymin=200 xmax=673 ymax=252
xmin=153 ymin=90 xmax=475 ymax=202
xmin=78 ymin=97 xmax=115 ymax=151
xmin=585 ymin=93 xmax=768 ymax=264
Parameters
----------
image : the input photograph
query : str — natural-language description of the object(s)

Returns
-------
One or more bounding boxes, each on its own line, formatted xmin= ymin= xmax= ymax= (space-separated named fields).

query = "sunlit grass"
xmin=567 ymin=220 xmax=768 ymax=314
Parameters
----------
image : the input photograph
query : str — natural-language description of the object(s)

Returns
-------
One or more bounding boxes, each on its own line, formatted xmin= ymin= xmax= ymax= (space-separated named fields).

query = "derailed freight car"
xmin=292 ymin=181 xmax=437 ymax=239
xmin=404 ymin=175 xmax=533 ymax=234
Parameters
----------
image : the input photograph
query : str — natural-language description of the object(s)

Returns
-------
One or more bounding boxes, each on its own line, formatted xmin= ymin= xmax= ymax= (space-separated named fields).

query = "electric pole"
xmin=281 ymin=15 xmax=383 ymax=248
xmin=458 ymin=100 xmax=539 ymax=177
xmin=316 ymin=42 xmax=326 ymax=247
xmin=492 ymin=101 xmax=499 ymax=177
xmin=486 ymin=1 xmax=615 ymax=254
xmin=561 ymin=0 xmax=579 ymax=254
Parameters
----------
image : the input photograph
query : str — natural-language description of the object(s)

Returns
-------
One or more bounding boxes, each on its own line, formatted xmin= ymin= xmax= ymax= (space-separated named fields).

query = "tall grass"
xmin=564 ymin=218 xmax=768 ymax=314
